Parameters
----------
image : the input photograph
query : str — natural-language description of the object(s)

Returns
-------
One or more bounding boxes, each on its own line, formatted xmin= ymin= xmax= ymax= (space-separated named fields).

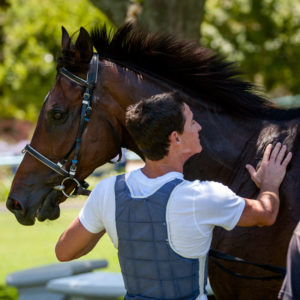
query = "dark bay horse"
xmin=6 ymin=24 xmax=300 ymax=300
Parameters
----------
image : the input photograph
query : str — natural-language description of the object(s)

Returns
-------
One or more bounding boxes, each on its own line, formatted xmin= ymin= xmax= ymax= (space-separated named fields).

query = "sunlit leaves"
xmin=201 ymin=0 xmax=300 ymax=96
xmin=0 ymin=0 xmax=112 ymax=121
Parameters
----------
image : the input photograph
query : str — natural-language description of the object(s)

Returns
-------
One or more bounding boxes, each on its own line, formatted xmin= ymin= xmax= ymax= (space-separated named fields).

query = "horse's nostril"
xmin=13 ymin=200 xmax=22 ymax=210
xmin=6 ymin=197 xmax=24 ymax=213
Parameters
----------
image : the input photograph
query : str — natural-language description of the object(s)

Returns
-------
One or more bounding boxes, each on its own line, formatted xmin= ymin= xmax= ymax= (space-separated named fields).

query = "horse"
xmin=6 ymin=24 xmax=300 ymax=300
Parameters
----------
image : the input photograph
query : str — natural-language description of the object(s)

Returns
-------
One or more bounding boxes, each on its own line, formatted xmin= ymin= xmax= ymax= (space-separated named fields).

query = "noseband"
xmin=22 ymin=54 xmax=122 ymax=198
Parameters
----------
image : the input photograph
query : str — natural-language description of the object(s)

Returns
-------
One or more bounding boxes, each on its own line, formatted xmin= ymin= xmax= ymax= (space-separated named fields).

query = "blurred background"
xmin=1 ymin=0 xmax=300 ymax=298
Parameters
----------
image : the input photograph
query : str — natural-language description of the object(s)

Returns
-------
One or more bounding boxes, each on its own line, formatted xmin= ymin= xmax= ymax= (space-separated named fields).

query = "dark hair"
xmin=125 ymin=92 xmax=186 ymax=160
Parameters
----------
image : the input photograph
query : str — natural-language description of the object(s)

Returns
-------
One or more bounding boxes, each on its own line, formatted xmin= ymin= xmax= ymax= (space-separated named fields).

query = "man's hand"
xmin=238 ymin=143 xmax=292 ymax=227
xmin=245 ymin=143 xmax=292 ymax=189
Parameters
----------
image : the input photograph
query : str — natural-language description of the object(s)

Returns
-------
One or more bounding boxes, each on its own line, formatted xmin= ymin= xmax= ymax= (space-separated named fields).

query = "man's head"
xmin=126 ymin=92 xmax=202 ymax=161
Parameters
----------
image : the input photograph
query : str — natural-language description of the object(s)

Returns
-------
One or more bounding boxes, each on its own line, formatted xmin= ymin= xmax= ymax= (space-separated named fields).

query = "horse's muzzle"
xmin=6 ymin=196 xmax=34 ymax=225
xmin=6 ymin=188 xmax=62 ymax=225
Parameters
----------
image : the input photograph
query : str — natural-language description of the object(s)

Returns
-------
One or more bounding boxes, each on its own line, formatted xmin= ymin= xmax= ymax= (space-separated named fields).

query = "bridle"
xmin=22 ymin=54 xmax=122 ymax=198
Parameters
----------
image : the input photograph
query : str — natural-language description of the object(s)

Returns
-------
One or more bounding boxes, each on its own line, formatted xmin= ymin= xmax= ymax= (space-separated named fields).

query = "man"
xmin=56 ymin=92 xmax=292 ymax=300
xmin=278 ymin=221 xmax=300 ymax=300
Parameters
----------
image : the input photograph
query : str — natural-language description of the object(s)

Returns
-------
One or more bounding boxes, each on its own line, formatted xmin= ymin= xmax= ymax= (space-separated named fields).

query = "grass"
xmin=0 ymin=205 xmax=120 ymax=285
xmin=0 ymin=165 xmax=122 ymax=299
xmin=0 ymin=202 xmax=120 ymax=300
xmin=0 ymin=166 xmax=122 ymax=287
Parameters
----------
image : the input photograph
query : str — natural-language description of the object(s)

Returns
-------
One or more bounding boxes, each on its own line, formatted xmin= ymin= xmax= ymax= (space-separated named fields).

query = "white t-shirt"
xmin=79 ymin=169 xmax=245 ymax=258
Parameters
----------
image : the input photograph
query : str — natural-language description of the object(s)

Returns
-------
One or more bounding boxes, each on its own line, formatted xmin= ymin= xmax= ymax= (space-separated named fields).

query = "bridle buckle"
xmin=54 ymin=177 xmax=81 ymax=198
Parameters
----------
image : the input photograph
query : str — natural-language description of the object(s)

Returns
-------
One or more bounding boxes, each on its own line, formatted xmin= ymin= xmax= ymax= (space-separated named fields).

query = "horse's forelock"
xmin=56 ymin=51 xmax=90 ymax=74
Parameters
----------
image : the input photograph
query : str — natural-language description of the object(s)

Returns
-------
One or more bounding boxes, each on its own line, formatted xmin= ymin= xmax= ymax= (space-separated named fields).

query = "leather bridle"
xmin=22 ymin=54 xmax=122 ymax=198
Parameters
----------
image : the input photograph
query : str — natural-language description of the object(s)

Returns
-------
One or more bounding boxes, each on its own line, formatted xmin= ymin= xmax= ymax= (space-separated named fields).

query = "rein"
xmin=209 ymin=249 xmax=286 ymax=280
xmin=23 ymin=54 xmax=122 ymax=198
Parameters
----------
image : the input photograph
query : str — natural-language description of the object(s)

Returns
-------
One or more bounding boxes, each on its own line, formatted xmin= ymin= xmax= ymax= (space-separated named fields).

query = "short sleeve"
xmin=166 ymin=180 xmax=245 ymax=258
xmin=79 ymin=176 xmax=115 ymax=234
xmin=193 ymin=181 xmax=245 ymax=231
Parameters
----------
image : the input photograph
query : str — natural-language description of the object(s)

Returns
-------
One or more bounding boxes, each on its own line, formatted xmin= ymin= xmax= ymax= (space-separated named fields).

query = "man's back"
xmin=79 ymin=169 xmax=245 ymax=258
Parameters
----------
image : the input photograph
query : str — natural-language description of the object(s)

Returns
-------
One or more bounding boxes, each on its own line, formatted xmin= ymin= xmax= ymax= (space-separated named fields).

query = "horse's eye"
xmin=53 ymin=112 xmax=63 ymax=120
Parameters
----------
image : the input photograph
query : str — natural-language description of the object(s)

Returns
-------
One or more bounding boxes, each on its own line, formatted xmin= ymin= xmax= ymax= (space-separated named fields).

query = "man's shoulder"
xmin=173 ymin=179 xmax=242 ymax=206
xmin=92 ymin=174 xmax=118 ymax=194
xmin=180 ymin=179 xmax=230 ymax=193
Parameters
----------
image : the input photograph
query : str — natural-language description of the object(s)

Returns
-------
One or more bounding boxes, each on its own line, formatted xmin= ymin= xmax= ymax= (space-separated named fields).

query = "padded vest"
xmin=115 ymin=174 xmax=202 ymax=300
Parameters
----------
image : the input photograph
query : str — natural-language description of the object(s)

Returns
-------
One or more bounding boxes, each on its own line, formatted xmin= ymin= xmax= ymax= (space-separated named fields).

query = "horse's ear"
xmin=75 ymin=27 xmax=93 ymax=63
xmin=61 ymin=26 xmax=74 ymax=50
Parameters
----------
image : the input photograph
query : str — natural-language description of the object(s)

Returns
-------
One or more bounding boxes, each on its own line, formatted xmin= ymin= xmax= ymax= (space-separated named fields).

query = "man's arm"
xmin=55 ymin=217 xmax=105 ymax=261
xmin=237 ymin=142 xmax=292 ymax=227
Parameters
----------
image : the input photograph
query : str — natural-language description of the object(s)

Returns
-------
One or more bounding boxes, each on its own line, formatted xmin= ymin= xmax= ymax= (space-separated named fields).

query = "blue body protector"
xmin=115 ymin=174 xmax=205 ymax=300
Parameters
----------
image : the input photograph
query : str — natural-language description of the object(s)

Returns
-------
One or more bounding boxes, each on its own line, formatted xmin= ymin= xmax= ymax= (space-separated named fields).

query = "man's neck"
xmin=142 ymin=157 xmax=184 ymax=178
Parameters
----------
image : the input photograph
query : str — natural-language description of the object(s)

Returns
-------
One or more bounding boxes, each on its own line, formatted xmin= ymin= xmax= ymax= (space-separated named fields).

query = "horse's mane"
xmin=64 ymin=23 xmax=300 ymax=120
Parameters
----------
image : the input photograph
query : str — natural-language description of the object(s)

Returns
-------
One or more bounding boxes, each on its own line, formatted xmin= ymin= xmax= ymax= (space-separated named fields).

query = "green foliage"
xmin=0 ymin=168 xmax=13 ymax=202
xmin=0 ymin=173 xmax=12 ymax=202
xmin=0 ymin=0 xmax=112 ymax=121
xmin=0 ymin=285 xmax=17 ymax=300
xmin=201 ymin=0 xmax=300 ymax=96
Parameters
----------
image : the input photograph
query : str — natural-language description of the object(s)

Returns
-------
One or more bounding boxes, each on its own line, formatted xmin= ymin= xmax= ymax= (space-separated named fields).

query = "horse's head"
xmin=6 ymin=27 xmax=127 ymax=225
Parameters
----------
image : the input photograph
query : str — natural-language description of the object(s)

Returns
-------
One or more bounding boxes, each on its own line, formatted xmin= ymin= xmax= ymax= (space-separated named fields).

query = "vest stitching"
xmin=145 ymin=199 xmax=165 ymax=298
xmin=165 ymin=180 xmax=184 ymax=298
xmin=116 ymin=174 xmax=200 ymax=299
xmin=124 ymin=175 xmax=141 ymax=294
xmin=165 ymin=222 xmax=181 ymax=297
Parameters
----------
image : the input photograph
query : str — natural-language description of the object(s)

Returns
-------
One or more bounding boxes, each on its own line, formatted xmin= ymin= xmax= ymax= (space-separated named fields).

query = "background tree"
xmin=201 ymin=0 xmax=300 ymax=97
xmin=1 ymin=0 xmax=300 ymax=122
xmin=0 ymin=0 xmax=111 ymax=121
xmin=79 ymin=0 xmax=300 ymax=99
xmin=90 ymin=0 xmax=206 ymax=41
xmin=89 ymin=0 xmax=128 ymax=28
xmin=0 ymin=0 xmax=10 ymax=103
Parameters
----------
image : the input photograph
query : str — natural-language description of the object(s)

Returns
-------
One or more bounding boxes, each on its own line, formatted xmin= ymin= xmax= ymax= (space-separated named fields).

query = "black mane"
xmin=77 ymin=24 xmax=300 ymax=120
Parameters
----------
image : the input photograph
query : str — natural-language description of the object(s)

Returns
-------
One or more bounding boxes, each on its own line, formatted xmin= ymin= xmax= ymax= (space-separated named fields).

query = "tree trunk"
xmin=0 ymin=0 xmax=10 ymax=97
xmin=90 ymin=0 xmax=206 ymax=43
xmin=138 ymin=0 xmax=206 ymax=42
xmin=90 ymin=0 xmax=128 ymax=28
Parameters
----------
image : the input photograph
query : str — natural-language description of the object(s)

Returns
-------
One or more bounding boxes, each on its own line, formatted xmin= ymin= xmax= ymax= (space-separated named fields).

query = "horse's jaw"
xmin=36 ymin=189 xmax=62 ymax=222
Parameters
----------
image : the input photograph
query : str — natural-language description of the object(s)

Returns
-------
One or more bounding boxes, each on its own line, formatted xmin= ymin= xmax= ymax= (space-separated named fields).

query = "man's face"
xmin=178 ymin=103 xmax=202 ymax=156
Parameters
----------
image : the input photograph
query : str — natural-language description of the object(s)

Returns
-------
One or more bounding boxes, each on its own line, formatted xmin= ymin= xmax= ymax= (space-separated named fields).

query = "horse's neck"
xmin=195 ymin=106 xmax=259 ymax=163
xmin=99 ymin=61 xmax=297 ymax=194
xmin=99 ymin=61 xmax=171 ymax=156
xmin=185 ymin=104 xmax=299 ymax=197
xmin=184 ymin=106 xmax=260 ymax=193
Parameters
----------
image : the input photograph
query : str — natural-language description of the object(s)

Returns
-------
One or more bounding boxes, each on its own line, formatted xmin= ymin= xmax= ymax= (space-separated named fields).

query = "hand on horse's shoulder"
xmin=239 ymin=143 xmax=292 ymax=227
xmin=245 ymin=143 xmax=292 ymax=190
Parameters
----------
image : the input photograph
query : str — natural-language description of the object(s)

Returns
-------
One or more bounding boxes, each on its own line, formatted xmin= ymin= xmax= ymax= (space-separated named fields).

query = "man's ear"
xmin=75 ymin=27 xmax=93 ymax=63
xmin=170 ymin=131 xmax=181 ymax=144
